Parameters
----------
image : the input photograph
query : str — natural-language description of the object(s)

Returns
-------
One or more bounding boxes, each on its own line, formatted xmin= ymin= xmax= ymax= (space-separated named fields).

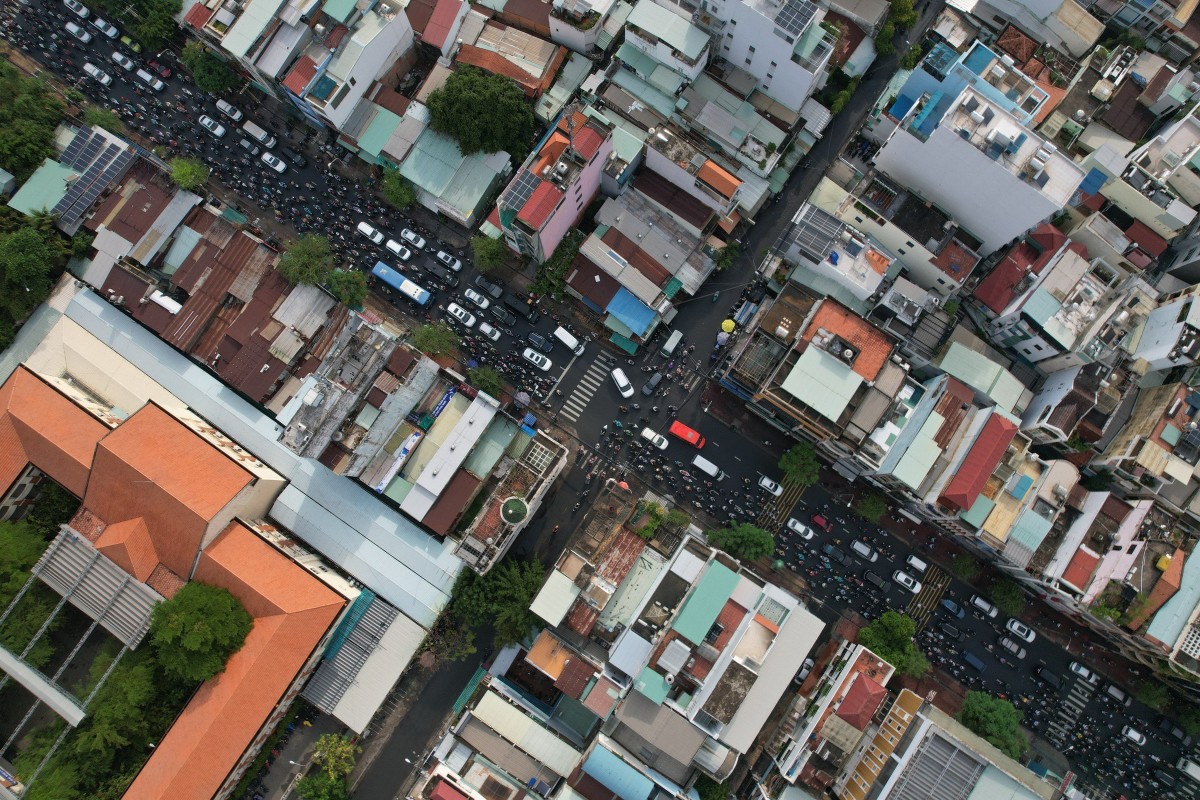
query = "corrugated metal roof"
xmin=779 ymin=347 xmax=864 ymax=423
xmin=531 ymin=570 xmax=581 ymax=626
xmin=274 ymin=283 xmax=337 ymax=338
xmin=472 ymin=691 xmax=584 ymax=775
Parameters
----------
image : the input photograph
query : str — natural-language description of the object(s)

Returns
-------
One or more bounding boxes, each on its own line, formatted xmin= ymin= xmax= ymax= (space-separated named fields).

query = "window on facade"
xmin=745 ymin=58 xmax=752 ymax=65
xmin=748 ymin=45 xmax=755 ymax=53
xmin=770 ymin=60 xmax=777 ymax=68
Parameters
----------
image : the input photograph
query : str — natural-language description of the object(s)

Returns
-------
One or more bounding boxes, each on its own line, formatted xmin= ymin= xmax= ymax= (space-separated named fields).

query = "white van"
xmin=691 ymin=454 xmax=726 ymax=480
xmin=553 ymin=326 xmax=585 ymax=356
xmin=640 ymin=427 xmax=668 ymax=449
xmin=357 ymin=221 xmax=384 ymax=244
xmin=905 ymin=555 xmax=928 ymax=573
xmin=660 ymin=329 xmax=683 ymax=358
xmin=242 ymin=120 xmax=277 ymax=149
xmin=134 ymin=68 xmax=165 ymax=91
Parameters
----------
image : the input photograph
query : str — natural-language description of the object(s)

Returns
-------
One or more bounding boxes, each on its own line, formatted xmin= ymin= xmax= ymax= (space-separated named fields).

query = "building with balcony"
xmin=1132 ymin=282 xmax=1200 ymax=374
xmin=623 ymin=0 xmax=712 ymax=83
xmin=1077 ymin=143 xmax=1198 ymax=244
xmin=643 ymin=125 xmax=743 ymax=219
xmin=948 ymin=0 xmax=1103 ymax=57
xmin=549 ymin=0 xmax=625 ymax=53
xmin=496 ymin=111 xmax=614 ymax=264
xmin=1076 ymin=0 xmax=1200 ymax=64
xmin=1096 ymin=382 xmax=1200 ymax=501
xmin=1020 ymin=361 xmax=1132 ymax=446
xmin=874 ymin=76 xmax=1086 ymax=254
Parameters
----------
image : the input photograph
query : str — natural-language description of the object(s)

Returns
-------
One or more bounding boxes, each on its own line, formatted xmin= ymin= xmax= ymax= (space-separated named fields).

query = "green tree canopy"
xmin=778 ymin=442 xmax=821 ymax=487
xmin=327 ymin=269 xmax=367 ymax=308
xmin=889 ymin=0 xmax=919 ymax=28
xmin=989 ymin=579 xmax=1026 ymax=617
xmin=311 ymin=734 xmax=360 ymax=781
xmin=1134 ymin=680 xmax=1169 ymax=711
xmin=469 ymin=365 xmax=505 ymax=397
xmin=149 ymin=582 xmax=253 ymax=683
xmin=899 ymin=44 xmax=923 ymax=70
xmin=858 ymin=611 xmax=930 ymax=677
xmin=410 ymin=322 xmax=460 ymax=356
xmin=958 ymin=691 xmax=1027 ymax=759
xmin=426 ymin=67 xmax=536 ymax=158
xmin=707 ymin=523 xmax=775 ymax=560
xmin=0 ymin=227 xmax=56 ymax=318
xmin=853 ymin=493 xmax=887 ymax=523
xmin=948 ymin=553 xmax=981 ymax=582
xmin=295 ymin=772 xmax=349 ymax=800
xmin=82 ymin=107 xmax=125 ymax=135
xmin=380 ymin=168 xmax=415 ymax=209
xmin=450 ymin=559 xmax=545 ymax=646
xmin=470 ymin=235 xmax=508 ymax=273
xmin=168 ymin=157 xmax=210 ymax=191
xmin=714 ymin=243 xmax=740 ymax=271
xmin=875 ymin=20 xmax=896 ymax=55
xmin=693 ymin=775 xmax=729 ymax=800
xmin=0 ymin=62 xmax=66 ymax=182
xmin=278 ymin=235 xmax=336 ymax=286
xmin=180 ymin=41 xmax=239 ymax=93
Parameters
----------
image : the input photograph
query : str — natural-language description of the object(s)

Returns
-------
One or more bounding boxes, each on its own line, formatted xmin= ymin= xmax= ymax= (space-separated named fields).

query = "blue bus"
xmin=371 ymin=261 xmax=432 ymax=308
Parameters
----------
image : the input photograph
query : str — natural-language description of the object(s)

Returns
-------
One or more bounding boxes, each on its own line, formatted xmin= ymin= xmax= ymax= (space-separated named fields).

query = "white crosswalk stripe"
xmin=561 ymin=353 xmax=615 ymax=423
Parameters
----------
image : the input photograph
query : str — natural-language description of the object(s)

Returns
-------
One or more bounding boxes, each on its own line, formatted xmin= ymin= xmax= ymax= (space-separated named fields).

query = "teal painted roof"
xmin=357 ymin=106 xmax=403 ymax=159
xmin=891 ymin=412 xmax=944 ymax=489
xmin=636 ymin=666 xmax=671 ymax=704
xmin=1008 ymin=473 xmax=1034 ymax=500
xmin=7 ymin=159 xmax=74 ymax=216
xmin=672 ymin=561 xmax=739 ymax=642
xmin=616 ymin=42 xmax=657 ymax=79
xmin=1023 ymin=287 xmax=1062 ymax=325
xmin=1008 ymin=509 xmax=1053 ymax=552
xmin=959 ymin=495 xmax=995 ymax=528
xmin=626 ymin=1 xmax=709 ymax=60
xmin=779 ymin=347 xmax=863 ymax=422
xmin=939 ymin=342 xmax=1027 ymax=413
xmin=1146 ymin=548 xmax=1200 ymax=645
xmin=610 ymin=67 xmax=677 ymax=118
xmin=322 ymin=0 xmax=356 ymax=23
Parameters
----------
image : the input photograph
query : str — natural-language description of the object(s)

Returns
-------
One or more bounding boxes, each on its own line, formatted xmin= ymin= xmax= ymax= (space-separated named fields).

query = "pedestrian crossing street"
xmin=905 ymin=566 xmax=951 ymax=630
xmin=560 ymin=352 xmax=616 ymax=423
xmin=1047 ymin=678 xmax=1097 ymax=747
xmin=757 ymin=480 xmax=807 ymax=531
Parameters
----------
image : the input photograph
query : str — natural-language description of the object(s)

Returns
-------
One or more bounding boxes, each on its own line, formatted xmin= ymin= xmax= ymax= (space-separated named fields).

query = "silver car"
xmin=521 ymin=348 xmax=552 ymax=371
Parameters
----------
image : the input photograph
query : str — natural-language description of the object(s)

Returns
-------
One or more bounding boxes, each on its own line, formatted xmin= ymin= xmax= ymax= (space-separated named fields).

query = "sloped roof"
xmin=1126 ymin=546 xmax=1184 ymax=631
xmin=800 ymin=301 xmax=895 ymax=381
xmin=555 ymin=657 xmax=597 ymax=700
xmin=125 ymin=522 xmax=344 ymax=800
xmin=94 ymin=518 xmax=157 ymax=581
xmin=1061 ymin=547 xmax=1100 ymax=591
xmin=456 ymin=45 xmax=540 ymax=95
xmin=940 ymin=413 xmax=1019 ymax=511
xmin=518 ymin=180 xmax=564 ymax=229
xmin=696 ymin=160 xmax=740 ymax=200
xmin=835 ymin=673 xmax=888 ymax=730
xmin=973 ymin=224 xmax=1063 ymax=314
xmin=283 ymin=56 xmax=318 ymax=96
xmin=1125 ymin=219 xmax=1168 ymax=258
xmin=423 ymin=0 xmax=464 ymax=49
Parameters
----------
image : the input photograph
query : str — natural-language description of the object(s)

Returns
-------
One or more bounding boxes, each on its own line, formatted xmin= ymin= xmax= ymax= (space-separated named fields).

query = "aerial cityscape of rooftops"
xmin=7 ymin=0 xmax=1200 ymax=798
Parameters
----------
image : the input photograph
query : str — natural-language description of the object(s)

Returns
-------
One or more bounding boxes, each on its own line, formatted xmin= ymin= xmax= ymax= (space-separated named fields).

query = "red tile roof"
xmin=283 ymin=56 xmax=318 ymax=96
xmin=555 ymin=657 xmax=597 ymax=699
xmin=930 ymin=239 xmax=979 ymax=280
xmin=800 ymin=301 xmax=895 ymax=381
xmin=432 ymin=779 xmax=470 ymax=800
xmin=1125 ymin=220 xmax=1169 ymax=258
xmin=182 ymin=2 xmax=213 ymax=28
xmin=126 ymin=522 xmax=345 ymax=800
xmin=835 ymin=674 xmax=887 ymax=730
xmin=973 ymin=224 xmax=1064 ymax=314
xmin=1061 ymin=547 xmax=1100 ymax=592
xmin=423 ymin=0 xmax=464 ymax=49
xmin=939 ymin=413 xmax=1018 ymax=512
xmin=518 ymin=180 xmax=564 ymax=229
xmin=94 ymin=518 xmax=157 ymax=581
xmin=697 ymin=161 xmax=740 ymax=200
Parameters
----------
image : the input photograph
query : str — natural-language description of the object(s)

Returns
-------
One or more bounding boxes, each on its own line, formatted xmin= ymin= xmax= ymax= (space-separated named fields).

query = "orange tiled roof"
xmin=800 ymin=301 xmax=895 ymax=381
xmin=526 ymin=629 xmax=573 ymax=679
xmin=95 ymin=518 xmax=157 ymax=581
xmin=1060 ymin=547 xmax=1100 ymax=592
xmin=456 ymin=45 xmax=539 ymax=96
xmin=696 ymin=160 xmax=740 ymax=200
xmin=125 ymin=522 xmax=345 ymax=800
xmin=0 ymin=367 xmax=110 ymax=498
xmin=1126 ymin=547 xmax=1184 ymax=631
xmin=85 ymin=403 xmax=253 ymax=577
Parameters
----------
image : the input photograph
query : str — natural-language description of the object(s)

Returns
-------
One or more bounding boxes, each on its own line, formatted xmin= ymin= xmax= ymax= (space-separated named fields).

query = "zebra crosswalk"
xmin=1047 ymin=677 xmax=1097 ymax=746
xmin=757 ymin=480 xmax=807 ymax=530
xmin=905 ymin=567 xmax=951 ymax=630
xmin=560 ymin=353 xmax=616 ymax=423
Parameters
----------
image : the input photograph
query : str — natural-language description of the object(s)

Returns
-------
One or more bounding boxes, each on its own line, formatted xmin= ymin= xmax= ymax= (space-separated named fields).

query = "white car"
xmin=215 ymin=99 xmax=243 ymax=121
xmin=357 ymin=221 xmax=383 ymax=244
xmin=970 ymin=594 xmax=998 ymax=618
xmin=400 ymin=228 xmax=426 ymax=249
xmin=110 ymin=50 xmax=134 ymax=71
xmin=1004 ymin=618 xmax=1036 ymax=643
xmin=640 ymin=428 xmax=669 ymax=449
xmin=611 ymin=368 xmax=634 ymax=399
xmin=997 ymin=637 xmax=1027 ymax=659
xmin=1121 ymin=726 xmax=1146 ymax=746
xmin=463 ymin=288 xmax=490 ymax=310
xmin=65 ymin=21 xmax=93 ymax=43
xmin=785 ymin=518 xmax=815 ymax=540
xmin=199 ymin=115 xmax=226 ymax=138
xmin=82 ymin=62 xmax=111 ymax=85
xmin=261 ymin=152 xmax=287 ymax=173
xmin=436 ymin=251 xmax=463 ymax=272
xmin=1068 ymin=661 xmax=1100 ymax=684
xmin=758 ymin=476 xmax=783 ymax=496
xmin=478 ymin=322 xmax=501 ymax=342
xmin=892 ymin=570 xmax=922 ymax=593
xmin=521 ymin=348 xmax=552 ymax=371
xmin=385 ymin=239 xmax=412 ymax=261
xmin=89 ymin=16 xmax=118 ymax=38
xmin=446 ymin=303 xmax=476 ymax=328
xmin=851 ymin=540 xmax=879 ymax=561
xmin=64 ymin=0 xmax=89 ymax=18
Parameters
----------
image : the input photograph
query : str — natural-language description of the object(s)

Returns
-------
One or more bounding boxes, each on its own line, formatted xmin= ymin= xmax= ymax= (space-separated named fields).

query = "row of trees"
xmin=295 ymin=734 xmax=361 ymax=800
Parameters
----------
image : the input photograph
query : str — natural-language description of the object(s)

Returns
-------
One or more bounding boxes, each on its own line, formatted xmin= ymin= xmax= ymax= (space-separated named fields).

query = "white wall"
xmin=710 ymin=0 xmax=826 ymax=112
xmin=1020 ymin=365 xmax=1080 ymax=441
xmin=317 ymin=13 xmax=415 ymax=131
xmin=625 ymin=27 xmax=708 ymax=81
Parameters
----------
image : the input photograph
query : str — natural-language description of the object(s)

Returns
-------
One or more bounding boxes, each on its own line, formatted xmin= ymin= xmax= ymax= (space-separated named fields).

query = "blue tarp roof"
xmin=889 ymin=94 xmax=916 ymax=120
xmin=606 ymin=288 xmax=656 ymax=337
xmin=1079 ymin=167 xmax=1107 ymax=196
xmin=583 ymin=745 xmax=655 ymax=800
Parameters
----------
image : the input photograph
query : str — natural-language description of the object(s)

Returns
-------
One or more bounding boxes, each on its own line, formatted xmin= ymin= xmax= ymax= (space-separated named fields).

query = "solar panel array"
xmin=775 ymin=0 xmax=816 ymax=37
xmin=52 ymin=135 xmax=135 ymax=228
xmin=500 ymin=168 xmax=541 ymax=212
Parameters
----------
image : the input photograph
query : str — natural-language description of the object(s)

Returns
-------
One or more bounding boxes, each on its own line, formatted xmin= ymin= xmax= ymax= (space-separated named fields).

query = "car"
xmin=785 ymin=518 xmax=815 ymax=539
xmin=1004 ymin=618 xmax=1036 ymax=643
xmin=1155 ymin=770 xmax=1177 ymax=789
xmin=941 ymin=599 xmax=966 ymax=619
xmin=611 ymin=368 xmax=634 ymax=399
xmin=199 ymin=115 xmax=226 ymax=137
xmin=89 ymin=17 xmax=118 ymax=38
xmin=82 ymin=62 xmax=111 ymax=85
xmin=1104 ymin=683 xmax=1132 ymax=707
xmin=445 ymin=303 xmax=476 ymax=328
xmin=892 ymin=570 xmax=922 ymax=593
xmin=110 ymin=50 xmax=135 ymax=71
xmin=261 ymin=152 xmax=286 ymax=173
xmin=793 ymin=657 xmax=815 ymax=684
xmin=810 ymin=513 xmax=834 ymax=533
xmin=146 ymin=58 xmax=171 ymax=77
xmin=215 ymin=99 xmax=243 ymax=121
xmin=65 ymin=21 xmax=93 ymax=43
xmin=385 ymin=240 xmax=412 ymax=261
xmin=1121 ymin=726 xmax=1146 ymax=746
xmin=864 ymin=571 xmax=887 ymax=589
xmin=119 ymin=33 xmax=141 ymax=53
xmin=134 ymin=68 xmax=164 ymax=91
xmin=279 ymin=146 xmax=308 ymax=168
xmin=822 ymin=544 xmax=852 ymax=566
xmin=1035 ymin=666 xmax=1063 ymax=689
xmin=522 ymin=348 xmax=552 ymax=371
xmin=997 ymin=636 xmax=1027 ymax=659
xmin=478 ymin=322 xmax=501 ymax=342
xmin=435 ymin=251 xmax=463 ymax=271
xmin=527 ymin=332 xmax=553 ymax=353
xmin=474 ymin=275 xmax=503 ymax=299
xmin=1068 ymin=661 xmax=1100 ymax=684
xmin=641 ymin=428 xmax=668 ymax=449
xmin=237 ymin=137 xmax=261 ymax=156
xmin=490 ymin=305 xmax=517 ymax=327
xmin=758 ymin=476 xmax=783 ymax=496
xmin=641 ymin=372 xmax=663 ymax=396
xmin=850 ymin=540 xmax=878 ymax=561
xmin=969 ymin=595 xmax=998 ymax=618
xmin=1156 ymin=716 xmax=1191 ymax=745
xmin=400 ymin=228 xmax=426 ymax=250
xmin=357 ymin=221 xmax=384 ymax=244
xmin=463 ymin=288 xmax=490 ymax=310
xmin=64 ymin=0 xmax=89 ymax=18
xmin=425 ymin=262 xmax=459 ymax=287
xmin=939 ymin=623 xmax=962 ymax=640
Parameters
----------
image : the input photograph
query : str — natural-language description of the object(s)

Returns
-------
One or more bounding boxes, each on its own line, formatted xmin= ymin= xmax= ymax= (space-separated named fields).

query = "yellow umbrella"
xmin=721 ymin=319 xmax=736 ymax=333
